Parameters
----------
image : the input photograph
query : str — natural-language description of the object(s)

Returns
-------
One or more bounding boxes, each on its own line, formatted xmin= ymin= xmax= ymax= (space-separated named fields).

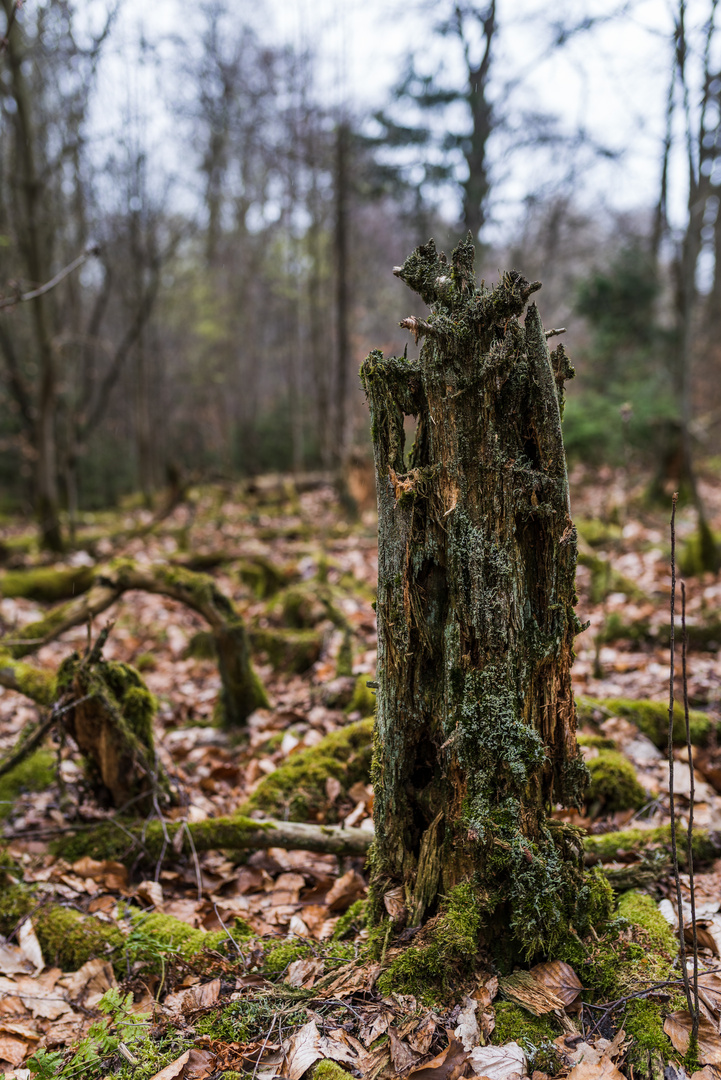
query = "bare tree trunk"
xmin=2 ymin=0 xmax=63 ymax=550
xmin=362 ymin=238 xmax=602 ymax=969
xmin=334 ymin=120 xmax=350 ymax=463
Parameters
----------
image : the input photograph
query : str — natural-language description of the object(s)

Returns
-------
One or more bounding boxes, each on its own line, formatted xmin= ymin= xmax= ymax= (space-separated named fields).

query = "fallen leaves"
xmin=664 ymin=1011 xmax=721 ymax=1065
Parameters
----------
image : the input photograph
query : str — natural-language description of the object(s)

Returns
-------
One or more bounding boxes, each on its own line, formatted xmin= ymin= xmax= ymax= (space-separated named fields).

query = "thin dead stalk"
xmin=682 ymin=580 xmax=700 ymax=1037
xmin=668 ymin=493 xmax=695 ymax=1023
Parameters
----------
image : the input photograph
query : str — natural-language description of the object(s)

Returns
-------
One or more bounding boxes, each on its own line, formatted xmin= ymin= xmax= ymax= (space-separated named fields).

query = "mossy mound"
xmin=268 ymin=582 xmax=345 ymax=630
xmin=586 ymin=749 xmax=647 ymax=813
xmin=577 ymin=695 xmax=714 ymax=747
xmin=241 ymin=717 xmax=374 ymax=821
xmin=680 ymin=524 xmax=721 ymax=577
xmin=577 ymin=732 xmax=616 ymax=750
xmin=0 ymin=748 xmax=55 ymax=821
xmin=333 ymin=899 xmax=367 ymax=940
xmin=375 ymin=882 xmax=484 ymax=1004
xmin=576 ymin=518 xmax=623 ymax=548
xmin=249 ymin=627 xmax=323 ymax=674
xmin=557 ymin=891 xmax=684 ymax=1071
xmin=184 ymin=629 xmax=217 ymax=660
xmin=492 ymin=1003 xmax=562 ymax=1075
xmin=0 ymin=564 xmax=93 ymax=602
xmin=577 ymin=550 xmax=646 ymax=603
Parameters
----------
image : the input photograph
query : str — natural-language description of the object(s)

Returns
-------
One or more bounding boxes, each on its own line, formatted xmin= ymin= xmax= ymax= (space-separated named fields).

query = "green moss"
xmin=576 ymin=695 xmax=713 ymax=747
xmin=376 ymin=882 xmax=484 ymax=1003
xmin=0 ymin=748 xmax=55 ymax=821
xmin=196 ymin=997 xmax=307 ymax=1045
xmin=577 ymin=733 xmax=616 ymax=749
xmin=0 ymin=650 xmax=57 ymax=704
xmin=0 ymin=564 xmax=93 ymax=602
xmin=576 ymin=518 xmax=623 ymax=548
xmin=345 ymin=674 xmax=376 ymax=716
xmin=127 ymin=909 xmax=232 ymax=961
xmin=333 ymin=899 xmax=367 ymax=940
xmin=249 ymin=627 xmax=323 ymax=674
xmin=584 ymin=823 xmax=718 ymax=865
xmin=0 ymin=885 xmax=125 ymax=972
xmin=311 ymin=1063 xmax=351 ymax=1080
xmin=238 ymin=557 xmax=290 ymax=598
xmin=617 ymin=891 xmax=678 ymax=953
xmin=586 ymin=750 xmax=647 ymax=812
xmin=184 ymin=629 xmax=217 ymax=660
xmin=597 ymin=611 xmax=651 ymax=645
xmin=261 ymin=939 xmax=313 ymax=975
xmin=680 ymin=525 xmax=721 ymax=577
xmin=492 ymin=1002 xmax=562 ymax=1074
xmin=133 ymin=652 xmax=157 ymax=672
xmin=242 ymin=717 xmax=374 ymax=821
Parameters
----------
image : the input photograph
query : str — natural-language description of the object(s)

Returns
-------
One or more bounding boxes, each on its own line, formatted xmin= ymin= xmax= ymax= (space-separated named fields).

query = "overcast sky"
xmin=97 ymin=0 xmax=714 ymax=243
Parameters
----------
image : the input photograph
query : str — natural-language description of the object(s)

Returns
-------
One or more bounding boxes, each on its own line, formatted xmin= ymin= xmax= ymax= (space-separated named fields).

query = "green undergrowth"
xmin=195 ymin=995 xmax=308 ymax=1045
xmin=310 ymin=1063 xmax=353 ymax=1080
xmin=333 ymin=899 xmax=367 ymax=940
xmin=576 ymin=518 xmax=623 ymax=548
xmin=680 ymin=525 xmax=721 ymax=577
xmin=585 ymin=749 xmax=647 ymax=813
xmin=25 ymin=987 xmax=195 ymax=1080
xmin=241 ymin=717 xmax=374 ymax=821
xmin=577 ymin=695 xmax=714 ymax=747
xmin=346 ymin=674 xmax=376 ymax=715
xmin=0 ymin=747 xmax=55 ymax=820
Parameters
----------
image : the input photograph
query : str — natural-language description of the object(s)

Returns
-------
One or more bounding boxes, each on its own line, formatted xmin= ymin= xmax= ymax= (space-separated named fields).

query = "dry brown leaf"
xmin=0 ymin=969 xmax=71 ymax=1020
xmin=529 ymin=960 xmax=582 ymax=1009
xmin=285 ymin=957 xmax=325 ymax=989
xmin=664 ymin=1011 xmax=721 ymax=1065
xmin=454 ymin=994 xmax=480 ymax=1051
xmin=164 ymin=979 xmax=220 ymax=1017
xmin=137 ymin=880 xmax=164 ymax=908
xmin=0 ymin=1035 xmax=30 ymax=1067
xmin=149 ymin=1050 xmax=191 ymax=1080
xmin=383 ymin=886 xmax=406 ymax=921
xmin=59 ymin=958 xmax=116 ymax=1008
xmin=183 ymin=1049 xmax=216 ymax=1079
xmin=408 ymin=1014 xmax=436 ymax=1056
xmin=325 ymin=776 xmax=342 ymax=803
xmin=0 ymin=942 xmax=33 ymax=977
xmin=71 ymin=857 xmax=128 ymax=891
xmin=282 ymin=1019 xmax=324 ymax=1080
xmin=320 ymin=961 xmax=381 ymax=996
xmin=15 ymin=922 xmax=42 ymax=977
xmin=319 ymin=1027 xmax=371 ymax=1073
xmin=325 ymin=869 xmax=366 ymax=912
xmin=566 ymin=1056 xmax=625 ymax=1079
xmin=468 ymin=1041 xmax=527 ymax=1078
xmin=498 ymin=969 xmax=565 ymax=1016
xmin=691 ymin=1068 xmax=721 ymax=1080
xmin=389 ymin=1026 xmax=419 ymax=1071
xmin=407 ymin=1033 xmax=469 ymax=1080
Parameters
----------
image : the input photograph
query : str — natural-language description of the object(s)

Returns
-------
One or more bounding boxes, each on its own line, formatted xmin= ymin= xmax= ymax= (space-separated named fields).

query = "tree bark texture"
xmin=361 ymin=237 xmax=592 ymax=959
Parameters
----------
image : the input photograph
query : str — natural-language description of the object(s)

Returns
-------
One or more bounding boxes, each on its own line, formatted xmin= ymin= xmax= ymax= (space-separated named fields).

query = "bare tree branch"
xmin=0 ymin=245 xmax=100 ymax=311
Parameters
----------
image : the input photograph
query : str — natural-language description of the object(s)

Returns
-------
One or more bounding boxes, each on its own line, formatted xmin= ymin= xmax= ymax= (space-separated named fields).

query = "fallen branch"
xmin=59 ymin=813 xmax=374 ymax=862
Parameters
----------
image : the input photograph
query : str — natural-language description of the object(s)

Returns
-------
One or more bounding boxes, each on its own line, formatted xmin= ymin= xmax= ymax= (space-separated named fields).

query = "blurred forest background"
xmin=1 ymin=0 xmax=720 ymax=552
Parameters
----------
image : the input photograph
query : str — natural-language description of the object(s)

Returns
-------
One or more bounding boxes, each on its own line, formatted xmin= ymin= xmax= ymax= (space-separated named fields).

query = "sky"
xmin=93 ymin=0 xmax=715 ymax=244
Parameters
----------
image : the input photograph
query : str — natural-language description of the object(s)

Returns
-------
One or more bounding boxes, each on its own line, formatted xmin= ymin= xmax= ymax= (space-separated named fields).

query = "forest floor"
xmin=0 ymin=465 xmax=720 ymax=1080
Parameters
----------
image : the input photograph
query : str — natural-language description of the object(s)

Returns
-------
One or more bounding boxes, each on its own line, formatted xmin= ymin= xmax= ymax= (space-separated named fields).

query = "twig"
xmin=0 ymin=693 xmax=93 ymax=780
xmin=683 ymin=580 xmax=700 ymax=1038
xmin=545 ymin=327 xmax=567 ymax=338
xmin=212 ymin=901 xmax=245 ymax=963
xmin=252 ymin=1013 xmax=277 ymax=1080
xmin=0 ymin=246 xmax=100 ymax=311
xmin=668 ymin=493 xmax=694 ymax=1021
xmin=184 ymin=820 xmax=203 ymax=902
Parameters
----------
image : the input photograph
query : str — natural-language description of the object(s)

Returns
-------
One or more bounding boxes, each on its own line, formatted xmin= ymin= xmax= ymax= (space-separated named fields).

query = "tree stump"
xmin=361 ymin=237 xmax=606 ymax=966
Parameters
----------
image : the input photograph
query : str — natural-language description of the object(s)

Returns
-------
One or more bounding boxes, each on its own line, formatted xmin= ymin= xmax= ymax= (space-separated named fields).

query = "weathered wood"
xmin=362 ymin=238 xmax=596 ymax=959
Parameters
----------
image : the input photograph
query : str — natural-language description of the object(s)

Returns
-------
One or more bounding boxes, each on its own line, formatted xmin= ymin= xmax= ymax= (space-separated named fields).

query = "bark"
xmin=361 ymin=237 xmax=593 ymax=960
xmin=1 ymin=560 xmax=268 ymax=726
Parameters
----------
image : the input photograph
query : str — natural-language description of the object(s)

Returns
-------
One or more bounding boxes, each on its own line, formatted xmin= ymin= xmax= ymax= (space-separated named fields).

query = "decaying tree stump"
xmin=361 ymin=237 xmax=607 ymax=963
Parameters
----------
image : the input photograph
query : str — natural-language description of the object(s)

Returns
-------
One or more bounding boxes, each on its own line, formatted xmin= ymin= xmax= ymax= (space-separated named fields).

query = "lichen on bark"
xmin=361 ymin=236 xmax=601 ymax=964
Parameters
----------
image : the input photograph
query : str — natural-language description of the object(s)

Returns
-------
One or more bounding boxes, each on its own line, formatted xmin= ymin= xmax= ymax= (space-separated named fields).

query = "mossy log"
xmin=1 ymin=559 xmax=268 ymax=727
xmin=55 ymin=813 xmax=373 ymax=863
xmin=361 ymin=238 xmax=597 ymax=962
xmin=583 ymin=823 xmax=721 ymax=866
xmin=0 ymin=564 xmax=94 ymax=602
xmin=577 ymin=695 xmax=715 ymax=747
xmin=0 ymin=650 xmax=56 ymax=704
